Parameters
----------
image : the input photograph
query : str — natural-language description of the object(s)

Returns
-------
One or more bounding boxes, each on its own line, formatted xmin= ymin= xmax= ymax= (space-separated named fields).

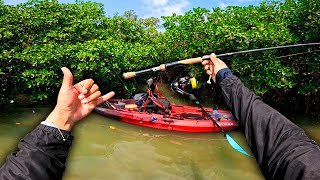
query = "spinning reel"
xmin=171 ymin=73 xmax=198 ymax=96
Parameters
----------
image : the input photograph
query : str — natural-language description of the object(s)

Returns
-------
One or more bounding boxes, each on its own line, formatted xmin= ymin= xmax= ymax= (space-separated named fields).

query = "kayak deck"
xmin=94 ymin=99 xmax=238 ymax=133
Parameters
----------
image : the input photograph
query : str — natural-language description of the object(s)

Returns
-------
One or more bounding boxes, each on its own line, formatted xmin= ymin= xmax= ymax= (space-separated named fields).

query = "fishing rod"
xmin=123 ymin=42 xmax=320 ymax=79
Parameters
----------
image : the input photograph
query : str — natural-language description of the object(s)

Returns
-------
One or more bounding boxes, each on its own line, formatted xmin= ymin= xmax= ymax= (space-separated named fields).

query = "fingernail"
xmin=78 ymin=94 xmax=85 ymax=100
xmin=82 ymin=89 xmax=88 ymax=94
xmin=81 ymin=99 xmax=88 ymax=104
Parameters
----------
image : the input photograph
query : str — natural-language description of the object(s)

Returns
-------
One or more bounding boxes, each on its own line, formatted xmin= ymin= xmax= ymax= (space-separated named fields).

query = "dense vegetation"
xmin=0 ymin=0 xmax=319 ymax=113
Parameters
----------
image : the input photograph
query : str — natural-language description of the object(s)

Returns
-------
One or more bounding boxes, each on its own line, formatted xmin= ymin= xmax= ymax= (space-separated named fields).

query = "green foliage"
xmin=0 ymin=0 xmax=161 ymax=106
xmin=0 ymin=0 xmax=319 ymax=112
xmin=161 ymin=1 xmax=319 ymax=101
xmin=279 ymin=0 xmax=320 ymax=98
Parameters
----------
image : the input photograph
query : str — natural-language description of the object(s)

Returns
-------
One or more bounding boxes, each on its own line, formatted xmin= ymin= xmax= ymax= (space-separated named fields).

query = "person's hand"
xmin=202 ymin=53 xmax=228 ymax=82
xmin=45 ymin=67 xmax=115 ymax=131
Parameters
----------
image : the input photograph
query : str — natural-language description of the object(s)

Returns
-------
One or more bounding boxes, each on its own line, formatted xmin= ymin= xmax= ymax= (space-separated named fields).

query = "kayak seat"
xmin=143 ymin=96 xmax=171 ymax=114
xmin=134 ymin=78 xmax=171 ymax=114
xmin=134 ymin=93 xmax=148 ymax=106
xmin=154 ymin=98 xmax=170 ymax=110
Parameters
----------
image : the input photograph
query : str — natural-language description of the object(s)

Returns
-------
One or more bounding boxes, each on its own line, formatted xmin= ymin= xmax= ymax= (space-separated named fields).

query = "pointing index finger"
xmin=96 ymin=91 xmax=115 ymax=105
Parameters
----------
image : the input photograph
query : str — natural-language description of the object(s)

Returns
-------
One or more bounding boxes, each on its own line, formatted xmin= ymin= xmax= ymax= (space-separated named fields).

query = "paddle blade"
xmin=226 ymin=134 xmax=252 ymax=157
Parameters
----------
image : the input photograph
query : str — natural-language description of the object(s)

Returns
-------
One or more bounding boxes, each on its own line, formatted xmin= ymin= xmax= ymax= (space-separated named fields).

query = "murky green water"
xmin=1 ymin=87 xmax=319 ymax=179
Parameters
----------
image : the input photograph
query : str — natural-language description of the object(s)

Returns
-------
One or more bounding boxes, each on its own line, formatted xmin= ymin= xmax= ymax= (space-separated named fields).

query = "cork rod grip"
xmin=178 ymin=57 xmax=203 ymax=65
xmin=123 ymin=72 xmax=136 ymax=79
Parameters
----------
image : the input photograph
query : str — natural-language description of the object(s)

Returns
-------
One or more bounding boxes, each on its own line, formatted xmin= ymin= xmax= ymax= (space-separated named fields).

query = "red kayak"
xmin=94 ymin=99 xmax=238 ymax=133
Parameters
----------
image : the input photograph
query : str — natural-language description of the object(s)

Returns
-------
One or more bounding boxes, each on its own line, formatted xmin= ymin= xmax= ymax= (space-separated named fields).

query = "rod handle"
xmin=123 ymin=72 xmax=136 ymax=79
xmin=178 ymin=57 xmax=203 ymax=65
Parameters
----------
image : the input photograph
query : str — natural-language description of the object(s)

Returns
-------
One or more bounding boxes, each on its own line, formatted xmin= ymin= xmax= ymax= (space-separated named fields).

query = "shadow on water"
xmin=0 ymin=85 xmax=319 ymax=179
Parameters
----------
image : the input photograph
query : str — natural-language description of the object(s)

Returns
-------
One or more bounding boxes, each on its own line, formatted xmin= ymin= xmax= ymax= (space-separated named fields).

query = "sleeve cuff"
xmin=38 ymin=123 xmax=73 ymax=141
xmin=216 ymin=68 xmax=233 ymax=84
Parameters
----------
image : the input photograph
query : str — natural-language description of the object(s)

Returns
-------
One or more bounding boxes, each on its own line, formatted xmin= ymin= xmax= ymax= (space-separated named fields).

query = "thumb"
xmin=210 ymin=53 xmax=218 ymax=64
xmin=61 ymin=67 xmax=73 ymax=89
xmin=209 ymin=53 xmax=217 ymax=82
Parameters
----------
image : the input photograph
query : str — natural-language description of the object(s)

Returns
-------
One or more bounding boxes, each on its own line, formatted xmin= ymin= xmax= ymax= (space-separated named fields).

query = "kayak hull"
xmin=94 ymin=99 xmax=238 ymax=133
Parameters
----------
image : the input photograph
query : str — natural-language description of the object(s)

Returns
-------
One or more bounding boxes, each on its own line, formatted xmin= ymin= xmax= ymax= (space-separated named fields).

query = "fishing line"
xmin=212 ymin=42 xmax=320 ymax=58
xmin=223 ymin=49 xmax=320 ymax=59
xmin=109 ymin=66 xmax=133 ymax=98
xmin=277 ymin=49 xmax=320 ymax=58
xmin=232 ymin=49 xmax=320 ymax=65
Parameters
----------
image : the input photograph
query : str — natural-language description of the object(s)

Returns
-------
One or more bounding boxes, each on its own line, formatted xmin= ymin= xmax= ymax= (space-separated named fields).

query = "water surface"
xmin=0 ymin=107 xmax=261 ymax=179
xmin=1 ymin=88 xmax=319 ymax=180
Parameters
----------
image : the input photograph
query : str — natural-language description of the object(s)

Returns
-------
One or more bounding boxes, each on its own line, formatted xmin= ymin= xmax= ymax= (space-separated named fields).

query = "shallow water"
xmin=1 ymin=87 xmax=319 ymax=179
xmin=0 ymin=107 xmax=261 ymax=180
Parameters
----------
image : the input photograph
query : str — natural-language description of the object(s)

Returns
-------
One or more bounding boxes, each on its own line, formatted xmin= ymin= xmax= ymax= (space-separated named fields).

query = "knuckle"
xmin=96 ymin=91 xmax=101 ymax=96
xmin=87 ymin=79 xmax=94 ymax=84
xmin=93 ymin=84 xmax=99 ymax=90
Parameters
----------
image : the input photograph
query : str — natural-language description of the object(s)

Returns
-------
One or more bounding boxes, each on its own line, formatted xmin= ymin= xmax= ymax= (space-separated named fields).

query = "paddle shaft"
xmin=196 ymin=102 xmax=227 ymax=135
xmin=123 ymin=42 xmax=320 ymax=79
xmin=194 ymin=97 xmax=252 ymax=156
xmin=188 ymin=93 xmax=227 ymax=134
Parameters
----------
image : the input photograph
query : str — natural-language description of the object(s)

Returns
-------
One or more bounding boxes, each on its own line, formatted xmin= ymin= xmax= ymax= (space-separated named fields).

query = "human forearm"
xmin=45 ymin=108 xmax=75 ymax=131
xmin=0 ymin=67 xmax=114 ymax=180
xmin=0 ymin=124 xmax=73 ymax=180
xmin=220 ymin=75 xmax=320 ymax=179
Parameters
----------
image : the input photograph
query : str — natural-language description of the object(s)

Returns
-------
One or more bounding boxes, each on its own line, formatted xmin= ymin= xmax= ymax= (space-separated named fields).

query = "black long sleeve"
xmin=0 ymin=124 xmax=73 ymax=180
xmin=220 ymin=75 xmax=320 ymax=179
